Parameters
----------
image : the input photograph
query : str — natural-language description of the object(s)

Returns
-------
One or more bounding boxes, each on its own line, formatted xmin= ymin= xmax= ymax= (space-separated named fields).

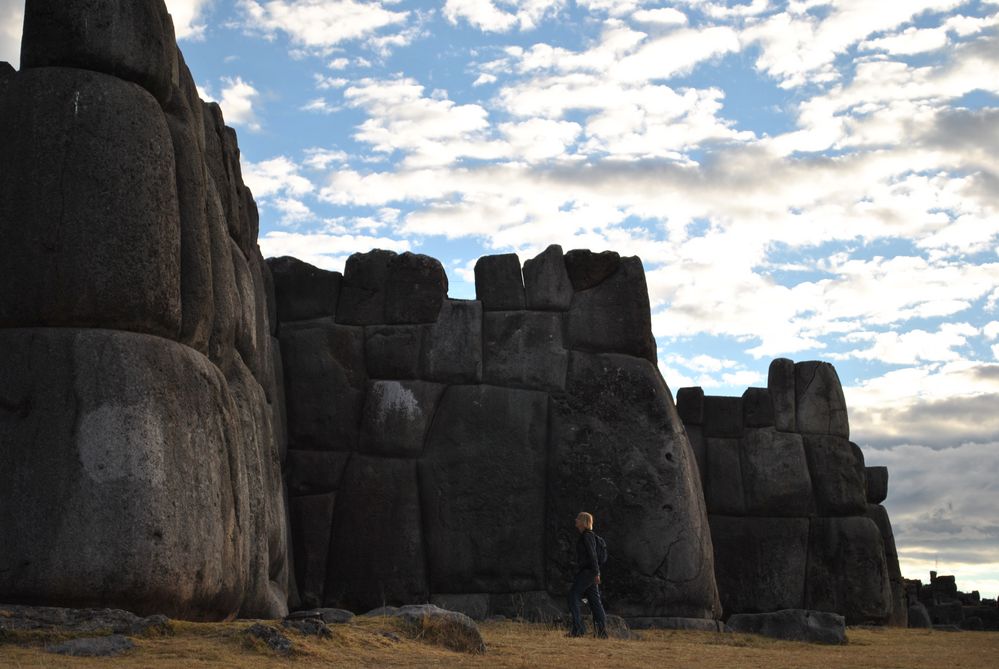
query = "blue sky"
xmin=2 ymin=0 xmax=998 ymax=599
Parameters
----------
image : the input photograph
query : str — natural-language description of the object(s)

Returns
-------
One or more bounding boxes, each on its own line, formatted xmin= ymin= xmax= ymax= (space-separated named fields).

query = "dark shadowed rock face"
xmin=727 ymin=609 xmax=846 ymax=645
xmin=475 ymin=253 xmax=526 ymax=310
xmin=523 ymin=245 xmax=573 ymax=310
xmin=267 ymin=256 xmax=342 ymax=323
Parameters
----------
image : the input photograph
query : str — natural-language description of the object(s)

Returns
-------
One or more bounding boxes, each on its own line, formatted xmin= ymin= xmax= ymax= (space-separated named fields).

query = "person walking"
xmin=567 ymin=511 xmax=608 ymax=638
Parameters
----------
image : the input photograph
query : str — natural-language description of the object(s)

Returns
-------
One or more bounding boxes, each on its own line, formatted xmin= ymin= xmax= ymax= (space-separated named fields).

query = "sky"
xmin=2 ymin=0 xmax=998 ymax=600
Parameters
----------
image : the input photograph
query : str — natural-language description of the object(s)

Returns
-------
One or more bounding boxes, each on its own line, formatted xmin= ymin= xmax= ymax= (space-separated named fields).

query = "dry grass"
xmin=1 ymin=617 xmax=997 ymax=668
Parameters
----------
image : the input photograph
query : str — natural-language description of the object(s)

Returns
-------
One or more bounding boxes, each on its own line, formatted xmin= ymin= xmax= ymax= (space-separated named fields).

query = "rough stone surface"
xmin=908 ymin=602 xmax=933 ymax=628
xmin=475 ymin=254 xmax=526 ymax=310
xmin=768 ymin=358 xmax=797 ymax=433
xmin=702 ymin=396 xmax=744 ymax=438
xmin=282 ymin=617 xmax=332 ymax=638
xmin=244 ymin=623 xmax=292 ymax=655
xmin=365 ymin=325 xmax=425 ymax=379
xmin=488 ymin=591 xmax=564 ymax=622
xmin=741 ymin=429 xmax=814 ymax=516
xmin=0 ymin=605 xmax=171 ymax=636
xmin=359 ymin=380 xmax=445 ymax=457
xmin=20 ymin=0 xmax=178 ymax=104
xmin=802 ymin=435 xmax=867 ymax=515
xmin=325 ymin=457 xmax=427 ymax=611
xmin=421 ymin=385 xmax=549 ymax=593
xmin=564 ymin=250 xmax=621 ymax=291
xmin=866 ymin=466 xmax=889 ymax=504
xmin=676 ymin=387 xmax=705 ymax=425
xmin=865 ymin=503 xmax=907 ymax=627
xmin=337 ymin=249 xmax=396 ymax=325
xmin=742 ymin=387 xmax=775 ymax=428
xmin=422 ymin=300 xmax=483 ymax=384
xmin=795 ymin=361 xmax=849 ymax=437
xmin=286 ymin=451 xmax=351 ymax=496
xmin=290 ymin=493 xmax=336 ymax=610
xmin=483 ymin=311 xmax=568 ymax=391
xmin=709 ymin=516 xmax=809 ymax=614
xmin=384 ymin=252 xmax=448 ymax=324
xmin=287 ymin=608 xmax=355 ymax=624
xmin=393 ymin=604 xmax=486 ymax=653
xmin=686 ymin=424 xmax=708 ymax=488
xmin=547 ymin=352 xmax=720 ymax=619
xmin=523 ymin=244 xmax=573 ymax=311
xmin=45 ymin=635 xmax=136 ymax=657
xmin=267 ymin=256 xmax=341 ymax=323
xmin=0 ymin=67 xmax=181 ymax=337
xmin=705 ymin=438 xmax=745 ymax=515
xmin=626 ymin=617 xmax=727 ymax=632
xmin=727 ymin=609 xmax=846 ymax=645
xmin=430 ymin=594 xmax=490 ymax=621
xmin=567 ymin=256 xmax=657 ymax=361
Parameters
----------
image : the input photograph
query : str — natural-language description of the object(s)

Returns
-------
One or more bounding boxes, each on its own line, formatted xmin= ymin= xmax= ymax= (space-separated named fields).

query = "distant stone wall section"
xmin=677 ymin=360 xmax=905 ymax=625
xmin=270 ymin=246 xmax=721 ymax=621
xmin=0 ymin=0 xmax=288 ymax=620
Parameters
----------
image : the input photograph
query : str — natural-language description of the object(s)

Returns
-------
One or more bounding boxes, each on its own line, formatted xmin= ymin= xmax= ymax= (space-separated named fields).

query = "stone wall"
xmin=0 ymin=0 xmax=288 ymax=620
xmin=271 ymin=247 xmax=722 ymax=621
xmin=677 ymin=360 xmax=905 ymax=625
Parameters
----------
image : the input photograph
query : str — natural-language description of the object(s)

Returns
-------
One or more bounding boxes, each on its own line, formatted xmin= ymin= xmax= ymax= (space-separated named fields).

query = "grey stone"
xmin=325 ymin=457 xmax=427 ymax=611
xmin=866 ymin=466 xmax=889 ymax=504
xmin=0 ymin=61 xmax=14 ymax=89
xmin=676 ymin=386 xmax=705 ymax=425
xmin=279 ymin=321 xmax=366 ymax=450
xmin=290 ymin=493 xmax=336 ymax=610
xmin=282 ymin=617 xmax=332 ymax=638
xmin=741 ymin=429 xmax=814 ymax=516
xmin=768 ymin=358 xmax=796 ymax=432
xmin=202 ymin=103 xmax=240 ymax=243
xmin=547 ymin=351 xmax=720 ymax=619
xmin=431 ymin=594 xmax=490 ymax=621
xmin=705 ymin=438 xmax=745 ymax=515
xmin=727 ymin=609 xmax=846 ymax=645
xmin=626 ymin=617 xmax=726 ymax=632
xmin=421 ymin=385 xmax=549 ymax=592
xmin=270 ymin=335 xmax=289 ymax=463
xmin=393 ymin=604 xmax=486 ymax=653
xmin=742 ymin=387 xmax=775 ymax=428
xmin=488 ymin=591 xmax=564 ymax=623
xmin=686 ymin=424 xmax=708 ymax=489
xmin=359 ymin=380 xmax=445 ymax=457
xmin=0 ymin=67 xmax=181 ymax=338
xmin=795 ymin=361 xmax=849 ymax=437
xmin=709 ymin=516 xmax=809 ymax=614
xmin=206 ymin=178 xmax=239 ymax=368
xmin=286 ymin=451 xmax=352 ymax=496
xmin=483 ymin=310 xmax=568 ymax=391
xmin=231 ymin=240 xmax=261 ymax=377
xmin=267 ymin=256 xmax=342 ymax=323
xmin=865 ymin=503 xmax=907 ymax=627
xmin=244 ymin=623 xmax=292 ymax=655
xmin=0 ymin=605 xmax=171 ymax=635
xmin=702 ymin=396 xmax=743 ymax=438
xmin=523 ymin=244 xmax=573 ymax=310
xmin=564 ymin=250 xmax=621 ymax=290
xmin=286 ymin=608 xmax=355 ymax=624
xmin=908 ymin=601 xmax=933 ymax=628
xmin=802 ymin=434 xmax=867 ymax=515
xmin=384 ymin=252 xmax=448 ymax=323
xmin=421 ymin=299 xmax=483 ymax=384
xmin=46 ymin=635 xmax=135 ymax=657
xmin=567 ymin=256 xmax=657 ymax=361
xmin=805 ymin=517 xmax=892 ymax=624
xmin=20 ymin=0 xmax=178 ymax=104
xmin=365 ymin=324 xmax=425 ymax=379
xmin=336 ymin=249 xmax=396 ymax=325
xmin=475 ymin=253 xmax=526 ymax=310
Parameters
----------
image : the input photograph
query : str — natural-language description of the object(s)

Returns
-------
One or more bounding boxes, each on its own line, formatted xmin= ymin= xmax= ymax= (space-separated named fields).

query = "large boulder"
xmin=523 ymin=245 xmax=573 ymax=311
xmin=384 ymin=252 xmax=448 ymax=324
xmin=336 ymin=249 xmax=395 ymax=325
xmin=563 ymin=250 xmax=620 ymax=291
xmin=421 ymin=299 xmax=483 ymax=384
xmin=866 ymin=466 xmax=889 ymax=504
xmin=358 ymin=380 xmax=445 ymax=457
xmin=482 ymin=311 xmax=568 ymax=391
xmin=365 ymin=324 xmax=425 ymax=379
xmin=767 ymin=358 xmax=796 ymax=432
xmin=420 ymin=385 xmax=549 ymax=592
xmin=727 ymin=609 xmax=846 ymax=645
xmin=795 ymin=361 xmax=849 ymax=437
xmin=289 ymin=493 xmax=336 ymax=609
xmin=702 ymin=396 xmax=743 ymax=438
xmin=0 ymin=67 xmax=181 ymax=338
xmin=266 ymin=256 xmax=341 ymax=323
xmin=285 ymin=451 xmax=351 ymax=497
xmin=705 ymin=437 xmax=745 ymax=515
xmin=474 ymin=253 xmax=526 ymax=310
xmin=741 ymin=429 xmax=814 ymax=516
xmin=802 ymin=435 xmax=867 ymax=515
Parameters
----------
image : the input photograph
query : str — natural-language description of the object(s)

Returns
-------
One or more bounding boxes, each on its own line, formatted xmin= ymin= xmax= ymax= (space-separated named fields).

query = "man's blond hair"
xmin=577 ymin=512 xmax=594 ymax=530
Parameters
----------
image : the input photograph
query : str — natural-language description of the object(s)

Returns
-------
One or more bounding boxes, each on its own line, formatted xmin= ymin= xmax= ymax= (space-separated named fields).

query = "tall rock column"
xmin=0 ymin=0 xmax=288 ymax=620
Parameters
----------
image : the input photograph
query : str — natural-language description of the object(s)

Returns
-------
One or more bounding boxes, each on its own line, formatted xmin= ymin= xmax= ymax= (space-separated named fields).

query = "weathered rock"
xmin=795 ymin=361 xmax=849 ymax=437
xmin=702 ymin=396 xmax=743 ymax=438
xmin=325 ymin=457 xmax=427 ymax=611
xmin=202 ymin=102 xmax=239 ymax=241
xmin=727 ymin=609 xmax=846 ymax=645
xmin=709 ymin=516 xmax=809 ymax=614
xmin=908 ymin=601 xmax=933 ymax=628
xmin=0 ymin=329 xmax=250 ymax=619
xmin=741 ymin=429 xmax=814 ymax=516
xmin=267 ymin=256 xmax=341 ymax=323
xmin=385 ymin=252 xmax=448 ymax=323
xmin=20 ymin=0 xmax=179 ymax=105
xmin=359 ymin=380 xmax=445 ymax=457
xmin=705 ymin=438 xmax=745 ymax=515
xmin=866 ymin=466 xmax=889 ymax=504
xmin=523 ymin=244 xmax=573 ymax=311
xmin=567 ymin=256 xmax=657 ymax=361
xmin=686 ymin=424 xmax=708 ymax=488
xmin=287 ymin=608 xmax=355 ymax=624
xmin=282 ymin=617 xmax=332 ymax=638
xmin=279 ymin=322 xmax=366 ymax=451
xmin=676 ymin=386 xmax=705 ymax=425
xmin=742 ymin=387 xmax=775 ymax=428
xmin=564 ymin=250 xmax=621 ymax=291
xmin=802 ymin=435 xmax=867 ymax=515
xmin=45 ymin=635 xmax=136 ymax=657
xmin=547 ymin=351 xmax=720 ymax=619
xmin=290 ymin=493 xmax=336 ymax=610
xmin=286 ymin=451 xmax=352 ymax=497
xmin=393 ymin=604 xmax=486 ymax=653
xmin=0 ymin=61 xmax=14 ymax=88
xmin=206 ymin=178 xmax=239 ymax=368
xmin=336 ymin=249 xmax=396 ymax=325
xmin=0 ymin=67 xmax=181 ymax=338
xmin=270 ymin=335 xmax=289 ymax=463
xmin=483 ymin=311 xmax=568 ymax=391
xmin=475 ymin=253 xmax=526 ymax=310
xmin=0 ymin=605 xmax=171 ymax=636
xmin=430 ymin=594 xmax=490 ymax=621
xmin=865 ymin=503 xmax=907 ymax=627
xmin=768 ymin=358 xmax=796 ymax=432
xmin=421 ymin=385 xmax=548 ymax=592
xmin=244 ymin=623 xmax=292 ymax=655
xmin=488 ymin=591 xmax=564 ymax=622
xmin=364 ymin=324 xmax=425 ymax=379
xmin=626 ymin=617 xmax=726 ymax=632
xmin=421 ymin=299 xmax=483 ymax=384
xmin=231 ymin=240 xmax=261 ymax=375
xmin=805 ymin=517 xmax=891 ymax=624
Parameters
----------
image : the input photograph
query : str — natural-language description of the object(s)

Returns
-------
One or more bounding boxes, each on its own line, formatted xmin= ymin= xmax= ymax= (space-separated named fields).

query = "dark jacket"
xmin=576 ymin=530 xmax=600 ymax=575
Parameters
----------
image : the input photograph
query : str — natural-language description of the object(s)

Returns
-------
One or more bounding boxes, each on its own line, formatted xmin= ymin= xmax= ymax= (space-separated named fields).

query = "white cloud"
xmin=0 ymin=0 xmax=23 ymax=67
xmin=164 ymin=0 xmax=213 ymax=40
xmin=303 ymin=148 xmax=350 ymax=170
xmin=217 ymin=76 xmax=262 ymax=131
xmin=302 ymin=97 xmax=339 ymax=113
xmin=242 ymin=156 xmax=315 ymax=199
xmin=238 ymin=0 xmax=409 ymax=53
xmin=273 ymin=197 xmax=315 ymax=224
xmin=444 ymin=0 xmax=564 ymax=32
xmin=631 ymin=7 xmax=687 ymax=25
xmin=833 ymin=323 xmax=979 ymax=365
xmin=258 ymin=230 xmax=410 ymax=271
xmin=985 ymin=322 xmax=999 ymax=340
xmin=860 ymin=26 xmax=949 ymax=55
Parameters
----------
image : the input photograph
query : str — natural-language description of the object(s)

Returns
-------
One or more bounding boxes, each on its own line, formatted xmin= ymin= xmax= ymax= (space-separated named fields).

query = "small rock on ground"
xmin=244 ymin=623 xmax=293 ymax=655
xmin=45 ymin=635 xmax=135 ymax=657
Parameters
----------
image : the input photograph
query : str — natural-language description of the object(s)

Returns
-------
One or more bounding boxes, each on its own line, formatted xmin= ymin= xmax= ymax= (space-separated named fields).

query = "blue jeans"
xmin=568 ymin=569 xmax=607 ymax=636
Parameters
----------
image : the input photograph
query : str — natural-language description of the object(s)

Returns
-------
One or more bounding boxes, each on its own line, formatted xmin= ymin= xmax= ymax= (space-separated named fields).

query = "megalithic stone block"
xmin=267 ymin=256 xmax=342 ymax=323
xmin=802 ymin=435 xmax=867 ymax=515
xmin=384 ymin=252 xmax=448 ymax=324
xmin=702 ymin=396 xmax=743 ymax=438
xmin=523 ymin=244 xmax=573 ymax=310
xmin=474 ymin=254 xmax=526 ymax=311
xmin=483 ymin=311 xmax=568 ymax=391
xmin=290 ymin=493 xmax=336 ymax=610
xmin=795 ymin=361 xmax=849 ymax=437
xmin=421 ymin=299 xmax=483 ymax=384
xmin=677 ymin=387 xmax=705 ymax=425
xmin=705 ymin=437 xmax=745 ymax=515
xmin=741 ymin=428 xmax=814 ymax=516
xmin=359 ymin=380 xmax=446 ymax=458
xmin=365 ymin=324 xmax=425 ymax=380
xmin=742 ymin=387 xmax=775 ymax=428
xmin=563 ymin=250 xmax=621 ymax=291
xmin=768 ymin=358 xmax=796 ymax=432
xmin=336 ymin=249 xmax=396 ymax=325
xmin=866 ymin=466 xmax=889 ymax=504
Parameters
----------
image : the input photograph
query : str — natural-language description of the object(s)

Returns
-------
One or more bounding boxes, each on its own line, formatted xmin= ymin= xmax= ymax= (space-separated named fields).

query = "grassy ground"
xmin=2 ymin=617 xmax=997 ymax=668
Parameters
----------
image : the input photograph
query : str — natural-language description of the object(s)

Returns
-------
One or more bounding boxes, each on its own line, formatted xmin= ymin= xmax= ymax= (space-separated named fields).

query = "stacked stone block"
xmin=678 ymin=360 xmax=904 ymax=624
xmin=0 ymin=0 xmax=288 ymax=620
xmin=273 ymin=246 xmax=721 ymax=621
